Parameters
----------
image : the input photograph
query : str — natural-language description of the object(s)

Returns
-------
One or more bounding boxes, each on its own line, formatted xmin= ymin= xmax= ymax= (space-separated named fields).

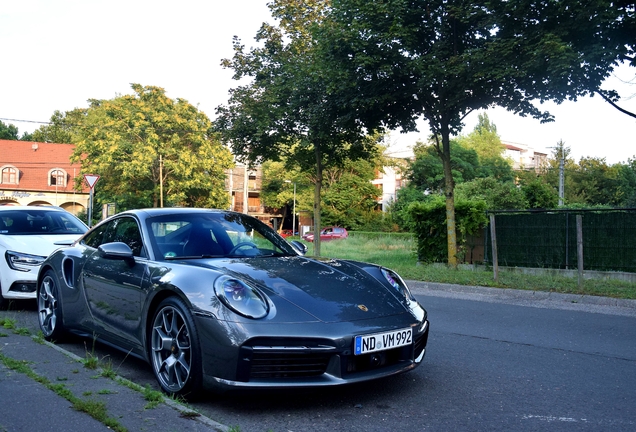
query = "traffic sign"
xmin=83 ymin=174 xmax=100 ymax=190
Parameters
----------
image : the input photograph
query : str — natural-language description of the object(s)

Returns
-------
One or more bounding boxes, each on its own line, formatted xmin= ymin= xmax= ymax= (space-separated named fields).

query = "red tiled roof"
xmin=504 ymin=143 xmax=525 ymax=151
xmin=0 ymin=139 xmax=88 ymax=192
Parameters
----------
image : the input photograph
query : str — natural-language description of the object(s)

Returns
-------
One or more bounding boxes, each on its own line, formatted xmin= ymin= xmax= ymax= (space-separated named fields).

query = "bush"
xmin=408 ymin=196 xmax=488 ymax=263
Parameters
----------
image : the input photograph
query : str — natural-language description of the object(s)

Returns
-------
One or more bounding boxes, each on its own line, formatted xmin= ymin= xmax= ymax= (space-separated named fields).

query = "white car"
xmin=0 ymin=206 xmax=87 ymax=307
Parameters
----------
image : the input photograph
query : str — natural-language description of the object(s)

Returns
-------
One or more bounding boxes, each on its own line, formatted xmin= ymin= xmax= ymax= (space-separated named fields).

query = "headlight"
xmin=381 ymin=268 xmax=415 ymax=301
xmin=5 ymin=250 xmax=46 ymax=272
xmin=214 ymin=275 xmax=269 ymax=319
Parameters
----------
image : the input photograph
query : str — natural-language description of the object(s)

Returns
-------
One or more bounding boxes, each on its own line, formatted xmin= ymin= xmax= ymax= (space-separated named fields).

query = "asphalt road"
xmin=4 ymin=284 xmax=636 ymax=431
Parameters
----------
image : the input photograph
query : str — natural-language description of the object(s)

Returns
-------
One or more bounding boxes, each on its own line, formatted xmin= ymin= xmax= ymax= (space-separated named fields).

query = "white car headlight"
xmin=214 ymin=275 xmax=269 ymax=319
xmin=5 ymin=250 xmax=46 ymax=272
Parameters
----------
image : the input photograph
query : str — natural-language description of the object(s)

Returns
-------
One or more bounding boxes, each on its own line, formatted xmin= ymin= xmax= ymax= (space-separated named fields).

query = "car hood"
xmin=0 ymin=234 xmax=80 ymax=256
xmin=190 ymin=256 xmax=409 ymax=323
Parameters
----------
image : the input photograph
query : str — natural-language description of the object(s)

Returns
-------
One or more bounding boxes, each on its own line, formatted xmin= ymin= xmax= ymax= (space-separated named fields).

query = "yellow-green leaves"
xmin=69 ymin=84 xmax=233 ymax=210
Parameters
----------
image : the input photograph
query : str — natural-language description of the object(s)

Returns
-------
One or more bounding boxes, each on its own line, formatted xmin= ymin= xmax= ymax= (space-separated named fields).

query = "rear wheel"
xmin=37 ymin=270 xmax=66 ymax=340
xmin=150 ymin=297 xmax=202 ymax=398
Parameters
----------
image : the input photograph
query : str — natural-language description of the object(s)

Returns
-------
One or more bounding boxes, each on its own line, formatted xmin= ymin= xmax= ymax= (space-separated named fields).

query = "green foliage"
xmin=387 ymin=185 xmax=428 ymax=231
xmin=62 ymin=84 xmax=233 ymax=211
xmin=0 ymin=120 xmax=20 ymax=140
xmin=409 ymin=140 xmax=480 ymax=192
xmin=616 ymin=159 xmax=636 ymax=206
xmin=456 ymin=177 xmax=528 ymax=210
xmin=520 ymin=179 xmax=559 ymax=209
xmin=335 ymin=210 xmax=397 ymax=232
xmin=456 ymin=113 xmax=504 ymax=161
xmin=30 ymin=110 xmax=77 ymax=144
xmin=321 ymin=158 xmax=381 ymax=228
xmin=408 ymin=196 xmax=488 ymax=263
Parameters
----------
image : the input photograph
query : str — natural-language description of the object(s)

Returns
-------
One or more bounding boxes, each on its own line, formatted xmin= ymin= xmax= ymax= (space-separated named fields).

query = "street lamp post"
xmin=285 ymin=180 xmax=296 ymax=236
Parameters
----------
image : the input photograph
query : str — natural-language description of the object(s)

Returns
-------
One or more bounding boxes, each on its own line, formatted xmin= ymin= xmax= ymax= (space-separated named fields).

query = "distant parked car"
xmin=302 ymin=226 xmax=348 ymax=242
xmin=280 ymin=229 xmax=294 ymax=238
xmin=0 ymin=206 xmax=87 ymax=308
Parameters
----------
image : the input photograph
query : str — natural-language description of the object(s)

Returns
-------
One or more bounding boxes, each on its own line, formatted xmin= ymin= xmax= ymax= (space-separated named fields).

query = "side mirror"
xmin=98 ymin=242 xmax=134 ymax=260
xmin=290 ymin=240 xmax=308 ymax=256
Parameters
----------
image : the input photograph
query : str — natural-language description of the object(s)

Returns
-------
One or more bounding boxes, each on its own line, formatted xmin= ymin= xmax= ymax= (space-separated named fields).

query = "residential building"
xmin=225 ymin=164 xmax=283 ymax=227
xmin=503 ymin=141 xmax=548 ymax=171
xmin=0 ymin=139 xmax=89 ymax=213
xmin=372 ymin=149 xmax=412 ymax=212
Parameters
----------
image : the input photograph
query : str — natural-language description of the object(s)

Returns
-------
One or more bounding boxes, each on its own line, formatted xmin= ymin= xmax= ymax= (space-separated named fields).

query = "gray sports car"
xmin=37 ymin=208 xmax=429 ymax=397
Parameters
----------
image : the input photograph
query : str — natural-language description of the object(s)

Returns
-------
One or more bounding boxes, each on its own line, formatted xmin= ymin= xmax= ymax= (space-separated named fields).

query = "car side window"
xmin=105 ymin=217 xmax=145 ymax=257
xmin=82 ymin=217 xmax=144 ymax=257
xmin=82 ymin=223 xmax=110 ymax=249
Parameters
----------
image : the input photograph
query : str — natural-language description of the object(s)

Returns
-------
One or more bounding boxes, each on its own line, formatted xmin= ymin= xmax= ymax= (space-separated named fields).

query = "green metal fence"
xmin=484 ymin=209 xmax=636 ymax=273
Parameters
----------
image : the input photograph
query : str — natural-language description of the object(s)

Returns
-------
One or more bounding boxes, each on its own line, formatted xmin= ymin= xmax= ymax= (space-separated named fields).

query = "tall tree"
xmin=457 ymin=113 xmax=505 ymax=162
xmin=319 ymin=0 xmax=633 ymax=266
xmin=30 ymin=110 xmax=79 ymax=144
xmin=215 ymin=0 xmax=377 ymax=256
xmin=67 ymin=84 xmax=233 ymax=210
xmin=0 ymin=120 xmax=19 ymax=140
xmin=321 ymin=157 xmax=381 ymax=228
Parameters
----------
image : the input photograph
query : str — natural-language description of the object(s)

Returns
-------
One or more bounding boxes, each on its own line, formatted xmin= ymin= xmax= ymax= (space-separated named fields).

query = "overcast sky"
xmin=2 ymin=0 xmax=635 ymax=164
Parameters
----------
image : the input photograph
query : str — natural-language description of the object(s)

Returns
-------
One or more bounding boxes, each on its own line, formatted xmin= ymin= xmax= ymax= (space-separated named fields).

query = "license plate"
xmin=354 ymin=327 xmax=412 ymax=355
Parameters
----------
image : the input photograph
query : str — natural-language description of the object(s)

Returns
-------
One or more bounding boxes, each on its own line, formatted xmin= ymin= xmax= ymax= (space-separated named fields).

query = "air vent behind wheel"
xmin=62 ymin=258 xmax=74 ymax=288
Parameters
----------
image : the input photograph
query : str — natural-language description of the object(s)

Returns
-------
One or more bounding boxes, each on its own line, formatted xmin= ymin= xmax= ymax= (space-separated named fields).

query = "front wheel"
xmin=150 ymin=297 xmax=202 ymax=398
xmin=37 ymin=270 xmax=66 ymax=341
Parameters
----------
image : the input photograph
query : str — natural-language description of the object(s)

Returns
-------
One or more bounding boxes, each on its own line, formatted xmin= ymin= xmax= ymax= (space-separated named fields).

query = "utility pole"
xmin=159 ymin=154 xmax=164 ymax=208
xmin=243 ymin=165 xmax=249 ymax=214
xmin=558 ymin=154 xmax=564 ymax=207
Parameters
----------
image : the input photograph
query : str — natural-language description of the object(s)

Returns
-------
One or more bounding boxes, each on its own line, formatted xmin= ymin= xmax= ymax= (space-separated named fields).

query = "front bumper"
xmin=196 ymin=315 xmax=429 ymax=391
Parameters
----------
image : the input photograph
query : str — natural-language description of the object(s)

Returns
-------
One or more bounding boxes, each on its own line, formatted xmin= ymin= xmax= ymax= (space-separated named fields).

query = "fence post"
xmin=490 ymin=214 xmax=498 ymax=282
xmin=576 ymin=214 xmax=584 ymax=288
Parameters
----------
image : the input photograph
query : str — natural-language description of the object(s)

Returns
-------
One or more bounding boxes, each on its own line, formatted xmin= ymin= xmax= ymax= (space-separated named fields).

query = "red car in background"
xmin=280 ymin=230 xmax=294 ymax=238
xmin=302 ymin=226 xmax=348 ymax=242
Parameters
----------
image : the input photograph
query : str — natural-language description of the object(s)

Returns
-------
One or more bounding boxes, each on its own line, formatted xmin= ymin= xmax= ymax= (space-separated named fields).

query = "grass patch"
xmin=100 ymin=359 xmax=117 ymax=379
xmin=313 ymin=236 xmax=636 ymax=300
xmin=1 ymin=317 xmax=17 ymax=329
xmin=142 ymin=385 xmax=164 ymax=409
xmin=13 ymin=327 xmax=31 ymax=336
xmin=83 ymin=339 xmax=100 ymax=370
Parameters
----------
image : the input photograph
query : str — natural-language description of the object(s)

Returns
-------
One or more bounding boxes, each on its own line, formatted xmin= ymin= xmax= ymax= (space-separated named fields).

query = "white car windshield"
xmin=0 ymin=210 xmax=87 ymax=235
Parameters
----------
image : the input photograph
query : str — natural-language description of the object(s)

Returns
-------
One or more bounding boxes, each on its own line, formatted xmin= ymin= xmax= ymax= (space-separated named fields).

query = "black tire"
xmin=149 ymin=297 xmax=203 ymax=398
xmin=37 ymin=270 xmax=66 ymax=341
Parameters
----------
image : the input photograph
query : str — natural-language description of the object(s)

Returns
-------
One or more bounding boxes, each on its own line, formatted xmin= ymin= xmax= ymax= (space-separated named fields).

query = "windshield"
xmin=0 ymin=209 xmax=87 ymax=235
xmin=146 ymin=212 xmax=298 ymax=260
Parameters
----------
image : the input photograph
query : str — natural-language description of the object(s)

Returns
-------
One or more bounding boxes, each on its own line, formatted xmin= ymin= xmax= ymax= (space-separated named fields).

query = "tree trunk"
xmin=440 ymin=125 xmax=458 ymax=268
xmin=313 ymin=143 xmax=323 ymax=256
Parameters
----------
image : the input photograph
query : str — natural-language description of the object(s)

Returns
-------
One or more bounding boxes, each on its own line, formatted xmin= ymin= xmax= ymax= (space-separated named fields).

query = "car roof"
xmin=116 ymin=208 xmax=240 ymax=219
xmin=0 ymin=206 xmax=68 ymax=212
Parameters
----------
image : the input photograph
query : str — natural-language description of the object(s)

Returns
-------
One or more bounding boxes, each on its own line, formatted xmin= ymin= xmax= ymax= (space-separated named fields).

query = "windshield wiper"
xmin=165 ymin=254 xmax=224 ymax=260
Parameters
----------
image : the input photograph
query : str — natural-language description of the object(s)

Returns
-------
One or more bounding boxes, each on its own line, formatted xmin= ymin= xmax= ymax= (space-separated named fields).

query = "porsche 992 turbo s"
xmin=37 ymin=208 xmax=429 ymax=397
